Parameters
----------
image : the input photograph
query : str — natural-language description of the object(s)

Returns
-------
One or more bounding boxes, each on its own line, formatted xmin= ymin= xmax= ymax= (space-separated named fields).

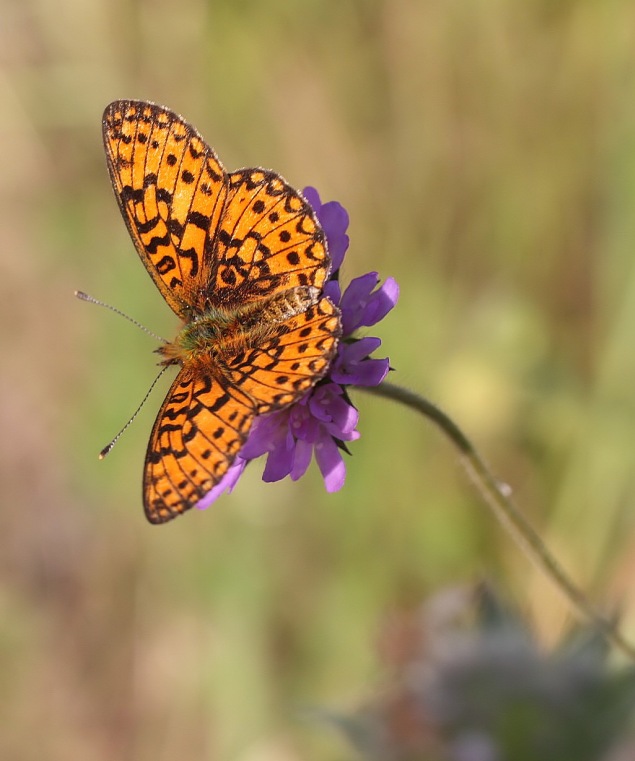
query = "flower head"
xmin=196 ymin=186 xmax=398 ymax=510
xmin=328 ymin=586 xmax=635 ymax=761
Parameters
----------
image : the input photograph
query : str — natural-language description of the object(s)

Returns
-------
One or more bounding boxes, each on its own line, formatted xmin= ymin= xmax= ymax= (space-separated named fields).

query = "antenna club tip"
xmin=99 ymin=446 xmax=111 ymax=460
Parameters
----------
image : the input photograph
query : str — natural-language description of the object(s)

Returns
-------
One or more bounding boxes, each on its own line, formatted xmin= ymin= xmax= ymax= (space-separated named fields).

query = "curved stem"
xmin=358 ymin=380 xmax=635 ymax=660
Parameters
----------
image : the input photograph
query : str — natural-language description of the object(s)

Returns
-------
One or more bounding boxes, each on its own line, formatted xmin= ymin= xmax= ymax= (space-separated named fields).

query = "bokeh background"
xmin=4 ymin=1 xmax=635 ymax=758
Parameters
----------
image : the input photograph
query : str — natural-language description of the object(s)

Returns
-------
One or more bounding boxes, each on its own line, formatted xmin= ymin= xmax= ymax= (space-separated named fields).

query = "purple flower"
xmin=195 ymin=457 xmax=246 ymax=511
xmin=302 ymin=187 xmax=349 ymax=273
xmin=196 ymin=186 xmax=398 ymax=510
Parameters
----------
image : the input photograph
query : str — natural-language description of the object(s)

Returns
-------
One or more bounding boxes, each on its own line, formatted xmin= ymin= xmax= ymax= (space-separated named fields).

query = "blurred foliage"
xmin=327 ymin=584 xmax=635 ymax=761
xmin=3 ymin=0 xmax=635 ymax=759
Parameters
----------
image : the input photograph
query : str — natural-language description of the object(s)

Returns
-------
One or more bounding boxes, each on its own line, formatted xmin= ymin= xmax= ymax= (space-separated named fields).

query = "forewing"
xmin=103 ymin=100 xmax=228 ymax=317
xmin=225 ymin=297 xmax=341 ymax=413
xmin=209 ymin=169 xmax=330 ymax=308
xmin=144 ymin=366 xmax=255 ymax=524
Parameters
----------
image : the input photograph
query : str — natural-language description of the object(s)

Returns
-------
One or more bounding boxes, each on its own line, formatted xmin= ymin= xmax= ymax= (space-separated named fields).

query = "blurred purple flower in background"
xmin=197 ymin=187 xmax=398 ymax=510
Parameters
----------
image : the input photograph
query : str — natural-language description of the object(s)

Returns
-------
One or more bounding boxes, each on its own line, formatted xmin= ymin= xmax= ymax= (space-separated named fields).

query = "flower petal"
xmin=330 ymin=337 xmax=386 ymax=386
xmin=323 ymin=279 xmax=341 ymax=306
xmin=303 ymin=187 xmax=350 ymax=273
xmin=340 ymin=272 xmax=379 ymax=334
xmin=289 ymin=403 xmax=320 ymax=443
xmin=290 ymin=438 xmax=313 ymax=481
xmin=361 ymin=276 xmax=400 ymax=327
xmin=241 ymin=412 xmax=288 ymax=459
xmin=196 ymin=458 xmax=246 ymax=510
xmin=308 ymin=383 xmax=344 ymax=423
xmin=332 ymin=357 xmax=390 ymax=387
xmin=315 ymin=433 xmax=347 ymax=492
xmin=318 ymin=201 xmax=349 ymax=272
xmin=262 ymin=434 xmax=295 ymax=482
xmin=302 ymin=186 xmax=321 ymax=210
xmin=309 ymin=383 xmax=359 ymax=438
xmin=341 ymin=336 xmax=383 ymax=363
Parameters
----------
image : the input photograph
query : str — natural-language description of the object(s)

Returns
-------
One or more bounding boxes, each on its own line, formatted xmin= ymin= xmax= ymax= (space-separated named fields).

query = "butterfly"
xmin=102 ymin=100 xmax=341 ymax=524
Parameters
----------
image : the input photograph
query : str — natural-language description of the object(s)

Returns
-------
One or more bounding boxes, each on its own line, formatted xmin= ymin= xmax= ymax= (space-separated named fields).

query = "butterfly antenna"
xmin=99 ymin=366 xmax=170 ymax=459
xmin=75 ymin=290 xmax=167 ymax=343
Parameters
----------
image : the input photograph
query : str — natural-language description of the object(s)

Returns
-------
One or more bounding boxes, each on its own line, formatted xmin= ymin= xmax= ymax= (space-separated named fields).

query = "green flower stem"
xmin=358 ymin=379 xmax=635 ymax=660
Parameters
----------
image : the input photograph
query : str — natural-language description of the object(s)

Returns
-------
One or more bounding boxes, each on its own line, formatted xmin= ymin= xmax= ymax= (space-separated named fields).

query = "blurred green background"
xmin=3 ymin=0 xmax=635 ymax=758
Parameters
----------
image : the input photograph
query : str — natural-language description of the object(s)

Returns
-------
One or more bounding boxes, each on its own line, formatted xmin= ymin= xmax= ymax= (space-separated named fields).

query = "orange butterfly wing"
xmin=225 ymin=297 xmax=341 ymax=412
xmin=103 ymin=102 xmax=331 ymax=316
xmin=208 ymin=169 xmax=330 ymax=308
xmin=143 ymin=367 xmax=255 ymax=524
xmin=102 ymin=100 xmax=228 ymax=318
